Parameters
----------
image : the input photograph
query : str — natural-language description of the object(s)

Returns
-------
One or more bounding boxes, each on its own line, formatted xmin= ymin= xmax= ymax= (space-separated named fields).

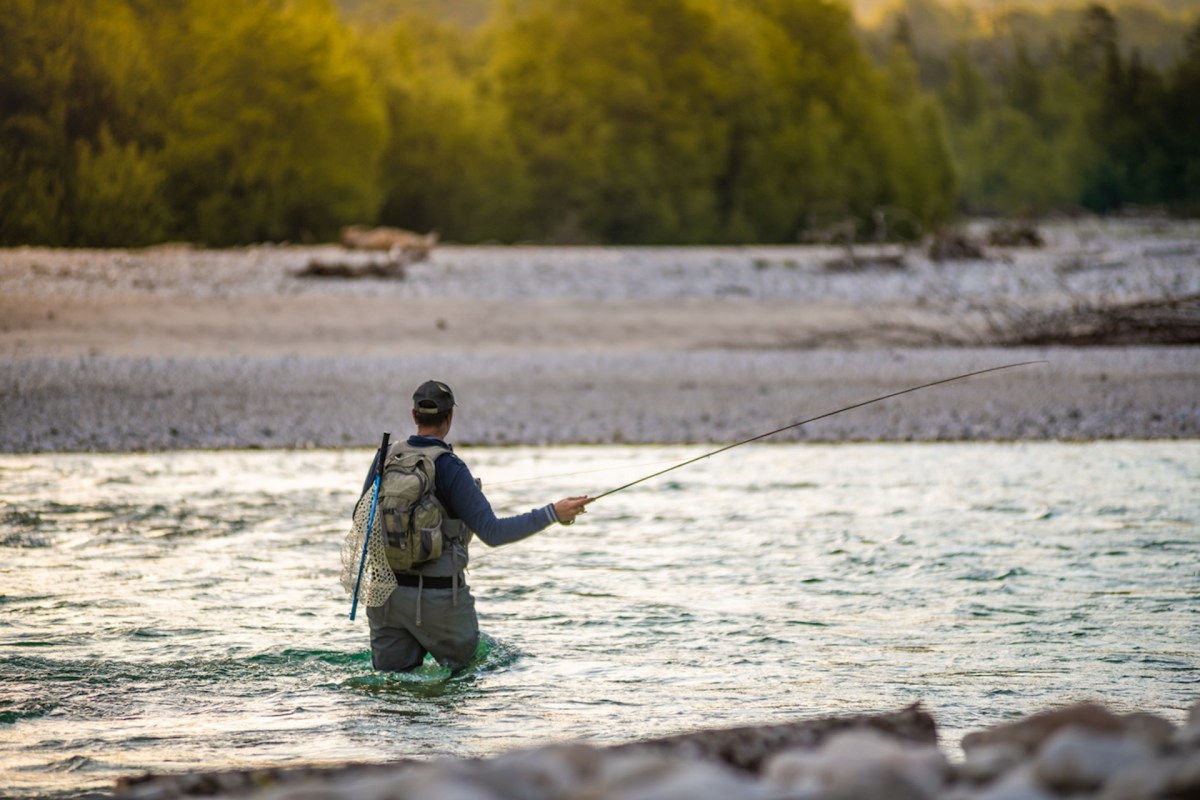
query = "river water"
xmin=1 ymin=442 xmax=1197 ymax=799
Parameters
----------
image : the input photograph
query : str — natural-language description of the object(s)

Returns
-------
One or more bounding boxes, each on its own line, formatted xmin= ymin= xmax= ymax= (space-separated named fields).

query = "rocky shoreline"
xmin=114 ymin=701 xmax=1200 ymax=800
xmin=2 ymin=222 xmax=1198 ymax=452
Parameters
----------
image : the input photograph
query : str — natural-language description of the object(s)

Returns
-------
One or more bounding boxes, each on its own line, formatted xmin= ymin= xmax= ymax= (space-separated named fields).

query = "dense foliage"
xmin=0 ymin=0 xmax=1195 ymax=246
xmin=864 ymin=0 xmax=1200 ymax=216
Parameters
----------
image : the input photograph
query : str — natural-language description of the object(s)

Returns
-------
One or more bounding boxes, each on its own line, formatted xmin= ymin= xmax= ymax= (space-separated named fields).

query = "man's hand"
xmin=554 ymin=496 xmax=591 ymax=525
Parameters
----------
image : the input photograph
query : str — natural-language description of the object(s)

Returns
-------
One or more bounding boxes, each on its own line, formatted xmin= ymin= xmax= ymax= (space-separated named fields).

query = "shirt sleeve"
xmin=435 ymin=453 xmax=558 ymax=547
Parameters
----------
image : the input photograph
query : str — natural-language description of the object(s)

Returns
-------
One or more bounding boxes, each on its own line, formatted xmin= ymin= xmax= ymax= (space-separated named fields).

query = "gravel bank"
xmin=2 ymin=347 xmax=1197 ymax=452
xmin=2 ymin=220 xmax=1197 ymax=452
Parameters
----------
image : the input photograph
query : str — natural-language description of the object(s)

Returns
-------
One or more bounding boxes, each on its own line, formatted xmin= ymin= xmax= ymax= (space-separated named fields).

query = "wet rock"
xmin=1176 ymin=700 xmax=1200 ymax=748
xmin=114 ymin=702 xmax=1196 ymax=800
xmin=580 ymin=753 xmax=764 ymax=800
xmin=955 ymin=742 xmax=1025 ymax=786
xmin=971 ymin=764 xmax=1057 ymax=800
xmin=608 ymin=702 xmax=937 ymax=774
xmin=961 ymin=703 xmax=1127 ymax=756
xmin=763 ymin=728 xmax=948 ymax=800
xmin=482 ymin=744 xmax=603 ymax=800
xmin=1169 ymin=750 xmax=1200 ymax=793
xmin=1032 ymin=727 xmax=1156 ymax=792
xmin=1118 ymin=711 xmax=1176 ymax=749
xmin=356 ymin=760 xmax=499 ymax=800
xmin=1097 ymin=753 xmax=1181 ymax=800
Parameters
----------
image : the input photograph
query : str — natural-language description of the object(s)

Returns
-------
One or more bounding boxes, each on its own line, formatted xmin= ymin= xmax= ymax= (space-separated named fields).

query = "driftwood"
xmin=928 ymin=230 xmax=987 ymax=261
xmin=293 ymin=259 xmax=408 ymax=280
xmin=986 ymin=221 xmax=1044 ymax=248
xmin=824 ymin=244 xmax=907 ymax=272
xmin=340 ymin=225 xmax=437 ymax=258
xmin=991 ymin=292 xmax=1200 ymax=346
xmin=293 ymin=227 xmax=438 ymax=280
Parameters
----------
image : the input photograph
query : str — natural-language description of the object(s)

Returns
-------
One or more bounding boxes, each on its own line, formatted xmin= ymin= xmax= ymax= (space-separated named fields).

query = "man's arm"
xmin=437 ymin=454 xmax=559 ymax=546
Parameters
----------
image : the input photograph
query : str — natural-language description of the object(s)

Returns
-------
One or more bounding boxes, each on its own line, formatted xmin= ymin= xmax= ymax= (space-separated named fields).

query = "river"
xmin=1 ymin=441 xmax=1197 ymax=798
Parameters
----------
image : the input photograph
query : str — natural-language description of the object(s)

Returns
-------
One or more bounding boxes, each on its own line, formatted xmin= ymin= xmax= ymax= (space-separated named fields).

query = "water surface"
xmin=1 ymin=442 xmax=1197 ymax=798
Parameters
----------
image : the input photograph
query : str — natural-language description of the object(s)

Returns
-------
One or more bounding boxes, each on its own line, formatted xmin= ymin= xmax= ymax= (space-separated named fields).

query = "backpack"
xmin=376 ymin=445 xmax=449 ymax=572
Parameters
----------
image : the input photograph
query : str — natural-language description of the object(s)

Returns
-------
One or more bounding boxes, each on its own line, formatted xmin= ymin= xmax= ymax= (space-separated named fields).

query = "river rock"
xmin=604 ymin=702 xmax=937 ymax=775
xmin=1175 ymin=700 xmax=1200 ymax=749
xmin=115 ymin=702 xmax=1200 ymax=800
xmin=579 ymin=752 xmax=765 ymax=800
xmin=955 ymin=742 xmax=1025 ymax=786
xmin=962 ymin=703 xmax=1137 ymax=756
xmin=762 ymin=728 xmax=948 ymax=800
xmin=479 ymin=743 xmax=603 ymax=800
xmin=970 ymin=765 xmax=1057 ymax=800
xmin=1032 ymin=727 xmax=1157 ymax=792
xmin=1168 ymin=749 xmax=1200 ymax=793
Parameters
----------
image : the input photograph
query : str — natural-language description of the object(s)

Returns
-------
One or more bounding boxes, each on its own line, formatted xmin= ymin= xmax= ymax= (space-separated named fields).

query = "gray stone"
xmin=1032 ymin=727 xmax=1156 ymax=793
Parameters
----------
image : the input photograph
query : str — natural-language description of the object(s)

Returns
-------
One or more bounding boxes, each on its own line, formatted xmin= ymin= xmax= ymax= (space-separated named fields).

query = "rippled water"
xmin=1 ymin=442 xmax=1197 ymax=799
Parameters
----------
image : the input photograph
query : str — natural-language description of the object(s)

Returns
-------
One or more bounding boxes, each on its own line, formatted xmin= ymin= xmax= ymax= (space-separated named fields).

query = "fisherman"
xmin=361 ymin=380 xmax=590 ymax=673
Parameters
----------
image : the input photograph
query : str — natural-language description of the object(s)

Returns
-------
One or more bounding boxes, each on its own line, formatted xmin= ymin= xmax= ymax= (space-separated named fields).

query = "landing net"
xmin=339 ymin=492 xmax=397 ymax=608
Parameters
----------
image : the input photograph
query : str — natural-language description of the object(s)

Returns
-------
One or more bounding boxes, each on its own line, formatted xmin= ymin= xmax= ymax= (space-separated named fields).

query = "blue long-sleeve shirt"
xmin=361 ymin=435 xmax=558 ymax=547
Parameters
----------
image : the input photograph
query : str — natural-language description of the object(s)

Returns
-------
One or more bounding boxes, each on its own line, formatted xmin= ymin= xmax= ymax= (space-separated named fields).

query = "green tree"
xmin=0 ymin=0 xmax=73 ymax=244
xmin=362 ymin=13 xmax=531 ymax=242
xmin=881 ymin=44 xmax=957 ymax=225
xmin=0 ymin=0 xmax=165 ymax=245
xmin=1163 ymin=20 xmax=1200 ymax=212
xmin=735 ymin=0 xmax=956 ymax=237
xmin=488 ymin=0 xmax=736 ymax=242
xmin=161 ymin=0 xmax=387 ymax=244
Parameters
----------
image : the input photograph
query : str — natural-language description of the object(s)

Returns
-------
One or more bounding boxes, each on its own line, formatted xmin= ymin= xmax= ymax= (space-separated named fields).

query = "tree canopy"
xmin=0 ymin=0 xmax=1196 ymax=245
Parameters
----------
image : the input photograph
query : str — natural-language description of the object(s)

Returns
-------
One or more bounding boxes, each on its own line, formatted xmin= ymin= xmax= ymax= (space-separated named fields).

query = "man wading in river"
xmin=356 ymin=380 xmax=589 ymax=672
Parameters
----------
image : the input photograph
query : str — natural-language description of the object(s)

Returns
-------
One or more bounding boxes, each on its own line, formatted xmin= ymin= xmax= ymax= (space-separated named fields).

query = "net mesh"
xmin=339 ymin=490 xmax=397 ymax=608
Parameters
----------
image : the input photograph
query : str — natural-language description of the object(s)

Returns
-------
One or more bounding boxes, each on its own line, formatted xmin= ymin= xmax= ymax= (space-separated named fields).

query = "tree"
xmin=0 ymin=0 xmax=162 ymax=245
xmin=0 ymin=0 xmax=73 ymax=244
xmin=1163 ymin=20 xmax=1200 ymax=212
xmin=160 ymin=0 xmax=387 ymax=244
xmin=488 ymin=0 xmax=735 ymax=243
xmin=363 ymin=13 xmax=531 ymax=242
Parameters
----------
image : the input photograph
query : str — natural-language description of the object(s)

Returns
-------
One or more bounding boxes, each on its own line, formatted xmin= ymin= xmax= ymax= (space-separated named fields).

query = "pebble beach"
xmin=1 ymin=218 xmax=1198 ymax=452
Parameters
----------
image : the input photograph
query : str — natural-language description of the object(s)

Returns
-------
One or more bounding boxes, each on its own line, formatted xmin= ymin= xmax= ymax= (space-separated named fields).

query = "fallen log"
xmin=340 ymin=225 xmax=437 ymax=259
xmin=293 ymin=258 xmax=407 ymax=280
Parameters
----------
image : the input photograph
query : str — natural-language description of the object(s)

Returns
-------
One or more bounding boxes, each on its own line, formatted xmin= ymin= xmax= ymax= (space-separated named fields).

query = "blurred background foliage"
xmin=1 ymin=0 xmax=1196 ymax=246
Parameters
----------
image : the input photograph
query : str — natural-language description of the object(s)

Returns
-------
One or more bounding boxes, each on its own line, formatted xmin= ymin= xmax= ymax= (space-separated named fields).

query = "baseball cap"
xmin=413 ymin=380 xmax=456 ymax=416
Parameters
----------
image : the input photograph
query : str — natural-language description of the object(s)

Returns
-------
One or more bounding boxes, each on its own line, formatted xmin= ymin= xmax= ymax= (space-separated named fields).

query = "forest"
xmin=2 ymin=0 xmax=1197 ymax=247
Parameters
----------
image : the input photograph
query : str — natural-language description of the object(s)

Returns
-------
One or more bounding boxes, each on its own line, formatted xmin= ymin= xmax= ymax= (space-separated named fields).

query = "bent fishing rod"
xmin=589 ymin=360 xmax=1046 ymax=502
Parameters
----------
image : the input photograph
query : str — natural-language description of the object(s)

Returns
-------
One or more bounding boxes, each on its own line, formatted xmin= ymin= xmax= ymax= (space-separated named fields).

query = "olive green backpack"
xmin=376 ymin=445 xmax=449 ymax=571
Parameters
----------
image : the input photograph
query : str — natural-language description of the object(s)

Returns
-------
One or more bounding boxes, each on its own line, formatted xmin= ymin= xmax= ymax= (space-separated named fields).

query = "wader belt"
xmin=394 ymin=572 xmax=456 ymax=589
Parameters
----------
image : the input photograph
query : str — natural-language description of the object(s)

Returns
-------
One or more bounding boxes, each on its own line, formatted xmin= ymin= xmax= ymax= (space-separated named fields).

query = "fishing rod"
xmin=589 ymin=360 xmax=1046 ymax=502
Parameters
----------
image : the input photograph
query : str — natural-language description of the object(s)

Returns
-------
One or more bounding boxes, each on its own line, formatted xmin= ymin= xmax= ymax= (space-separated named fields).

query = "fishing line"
xmin=485 ymin=458 xmax=688 ymax=487
xmin=589 ymin=360 xmax=1046 ymax=502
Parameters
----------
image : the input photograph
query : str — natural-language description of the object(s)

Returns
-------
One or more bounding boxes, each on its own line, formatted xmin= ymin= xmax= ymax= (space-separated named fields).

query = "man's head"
xmin=412 ymin=380 xmax=455 ymax=431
